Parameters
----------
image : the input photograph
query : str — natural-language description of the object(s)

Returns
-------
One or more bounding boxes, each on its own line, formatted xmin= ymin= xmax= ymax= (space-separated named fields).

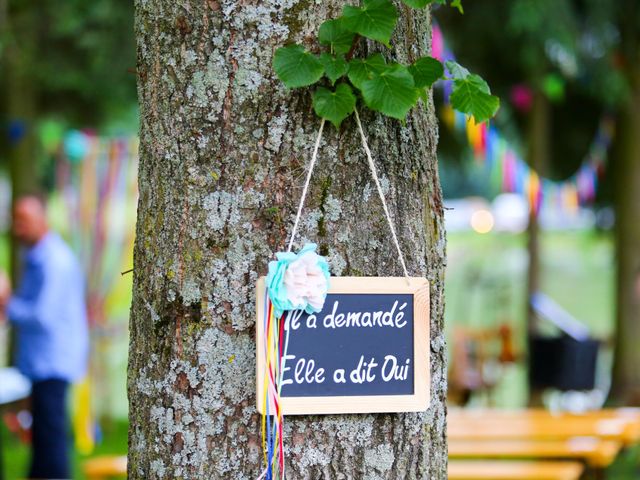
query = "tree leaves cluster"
xmin=273 ymin=0 xmax=498 ymax=127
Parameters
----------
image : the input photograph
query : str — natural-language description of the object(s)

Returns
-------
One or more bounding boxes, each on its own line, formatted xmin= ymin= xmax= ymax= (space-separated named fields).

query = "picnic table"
xmin=448 ymin=460 xmax=584 ymax=480
xmin=0 ymin=368 xmax=30 ymax=406
xmin=448 ymin=408 xmax=640 ymax=478
xmin=84 ymin=455 xmax=127 ymax=480
xmin=449 ymin=409 xmax=640 ymax=447
xmin=449 ymin=437 xmax=621 ymax=468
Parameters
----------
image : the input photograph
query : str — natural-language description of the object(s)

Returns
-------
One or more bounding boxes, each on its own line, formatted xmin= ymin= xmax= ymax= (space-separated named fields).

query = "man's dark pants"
xmin=29 ymin=379 xmax=70 ymax=479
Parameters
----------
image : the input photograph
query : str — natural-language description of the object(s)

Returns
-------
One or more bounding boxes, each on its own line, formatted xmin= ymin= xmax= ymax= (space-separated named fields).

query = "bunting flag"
xmin=40 ymin=128 xmax=139 ymax=452
xmin=433 ymin=23 xmax=615 ymax=216
xmin=52 ymin=132 xmax=139 ymax=326
xmin=72 ymin=377 xmax=95 ymax=455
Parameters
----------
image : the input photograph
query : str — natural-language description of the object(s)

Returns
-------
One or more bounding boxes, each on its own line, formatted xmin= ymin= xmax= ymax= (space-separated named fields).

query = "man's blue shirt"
xmin=8 ymin=232 xmax=89 ymax=382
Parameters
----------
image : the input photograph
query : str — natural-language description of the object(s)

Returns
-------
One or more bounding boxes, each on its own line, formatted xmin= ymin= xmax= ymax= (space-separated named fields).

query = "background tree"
xmin=609 ymin=0 xmax=640 ymax=404
xmin=0 ymin=0 xmax=137 ymax=198
xmin=129 ymin=0 xmax=447 ymax=478
xmin=0 ymin=0 xmax=137 ymax=373
xmin=438 ymin=0 xmax=640 ymax=404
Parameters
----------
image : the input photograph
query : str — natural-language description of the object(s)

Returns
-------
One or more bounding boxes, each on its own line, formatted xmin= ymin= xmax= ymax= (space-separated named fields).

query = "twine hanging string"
xmin=353 ymin=108 xmax=410 ymax=281
xmin=259 ymin=110 xmax=413 ymax=479
xmin=287 ymin=119 xmax=326 ymax=252
xmin=286 ymin=111 xmax=411 ymax=281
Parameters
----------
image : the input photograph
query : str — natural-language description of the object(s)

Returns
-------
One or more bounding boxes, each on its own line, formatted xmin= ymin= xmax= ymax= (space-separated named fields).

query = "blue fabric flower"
xmin=266 ymin=243 xmax=330 ymax=318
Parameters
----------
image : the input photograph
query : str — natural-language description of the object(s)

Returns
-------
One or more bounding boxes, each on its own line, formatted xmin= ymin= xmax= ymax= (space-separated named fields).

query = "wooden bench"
xmin=449 ymin=409 xmax=640 ymax=447
xmin=83 ymin=455 xmax=127 ymax=480
xmin=449 ymin=437 xmax=621 ymax=468
xmin=449 ymin=415 xmax=633 ymax=445
xmin=451 ymin=407 xmax=640 ymax=419
xmin=448 ymin=460 xmax=584 ymax=480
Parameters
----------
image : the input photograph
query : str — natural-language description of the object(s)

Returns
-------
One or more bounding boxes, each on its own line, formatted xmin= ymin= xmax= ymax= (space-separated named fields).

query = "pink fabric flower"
xmin=283 ymin=250 xmax=328 ymax=312
xmin=267 ymin=243 xmax=330 ymax=318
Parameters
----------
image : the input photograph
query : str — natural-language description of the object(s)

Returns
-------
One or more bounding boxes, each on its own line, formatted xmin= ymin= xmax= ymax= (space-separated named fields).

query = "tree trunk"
xmin=610 ymin=73 xmax=640 ymax=404
xmin=128 ymin=1 xmax=446 ymax=478
xmin=2 ymin=0 xmax=39 ymax=280
xmin=609 ymin=0 xmax=640 ymax=405
xmin=525 ymin=89 xmax=549 ymax=334
xmin=1 ymin=0 xmax=39 ymax=374
xmin=526 ymin=89 xmax=549 ymax=405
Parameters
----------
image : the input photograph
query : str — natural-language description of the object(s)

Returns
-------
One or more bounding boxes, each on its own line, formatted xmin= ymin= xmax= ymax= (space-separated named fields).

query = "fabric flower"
xmin=266 ymin=243 xmax=330 ymax=318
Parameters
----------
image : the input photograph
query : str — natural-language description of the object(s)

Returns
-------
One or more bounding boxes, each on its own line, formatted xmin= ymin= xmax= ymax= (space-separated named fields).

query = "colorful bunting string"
xmin=53 ymin=132 xmax=139 ymax=326
xmin=44 ymin=129 xmax=139 ymax=452
xmin=433 ymin=23 xmax=615 ymax=216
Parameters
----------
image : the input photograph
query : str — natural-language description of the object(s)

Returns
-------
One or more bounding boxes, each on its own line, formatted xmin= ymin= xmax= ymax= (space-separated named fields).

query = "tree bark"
xmin=128 ymin=1 xmax=446 ymax=478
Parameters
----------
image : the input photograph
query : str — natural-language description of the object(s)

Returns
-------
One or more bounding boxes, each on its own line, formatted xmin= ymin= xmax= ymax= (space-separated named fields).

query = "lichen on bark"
xmin=129 ymin=1 xmax=447 ymax=478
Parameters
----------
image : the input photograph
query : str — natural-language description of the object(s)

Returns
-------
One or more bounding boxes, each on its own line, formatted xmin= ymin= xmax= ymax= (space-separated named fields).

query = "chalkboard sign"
xmin=256 ymin=277 xmax=430 ymax=415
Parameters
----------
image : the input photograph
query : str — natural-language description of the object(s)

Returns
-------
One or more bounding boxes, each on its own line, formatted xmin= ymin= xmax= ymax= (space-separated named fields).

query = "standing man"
xmin=0 ymin=194 xmax=89 ymax=479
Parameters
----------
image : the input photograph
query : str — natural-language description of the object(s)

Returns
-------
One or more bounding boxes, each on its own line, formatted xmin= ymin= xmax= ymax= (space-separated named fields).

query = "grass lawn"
xmin=446 ymin=229 xmax=614 ymax=338
xmin=446 ymin=228 xmax=614 ymax=407
xmin=1 ymin=419 xmax=127 ymax=479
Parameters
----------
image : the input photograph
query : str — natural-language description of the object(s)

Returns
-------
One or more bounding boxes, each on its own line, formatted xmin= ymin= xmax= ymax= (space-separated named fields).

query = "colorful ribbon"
xmin=258 ymin=290 xmax=292 ymax=480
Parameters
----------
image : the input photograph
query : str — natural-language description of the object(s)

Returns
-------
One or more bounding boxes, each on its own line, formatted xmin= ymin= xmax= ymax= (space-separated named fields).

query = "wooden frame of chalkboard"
xmin=256 ymin=277 xmax=430 ymax=415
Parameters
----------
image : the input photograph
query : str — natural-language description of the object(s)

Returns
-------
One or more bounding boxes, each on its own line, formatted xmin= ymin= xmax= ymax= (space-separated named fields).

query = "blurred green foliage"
xmin=1 ymin=0 xmax=137 ymax=129
xmin=1 ymin=419 xmax=128 ymax=480
xmin=438 ymin=0 xmax=634 ymax=105
xmin=436 ymin=0 xmax=636 ymax=194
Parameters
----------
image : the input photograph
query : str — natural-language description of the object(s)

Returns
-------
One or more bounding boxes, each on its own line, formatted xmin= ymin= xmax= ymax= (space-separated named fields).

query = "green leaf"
xmin=450 ymin=74 xmax=500 ymax=123
xmin=401 ymin=0 xmax=458 ymax=9
xmin=318 ymin=19 xmax=355 ymax=55
xmin=348 ymin=53 xmax=387 ymax=90
xmin=312 ymin=84 xmax=356 ymax=128
xmin=444 ymin=60 xmax=499 ymax=121
xmin=401 ymin=0 xmax=431 ymax=8
xmin=445 ymin=60 xmax=470 ymax=79
xmin=342 ymin=0 xmax=398 ymax=46
xmin=409 ymin=56 xmax=444 ymax=88
xmin=361 ymin=64 xmax=419 ymax=119
xmin=319 ymin=53 xmax=349 ymax=85
xmin=273 ymin=45 xmax=324 ymax=88
xmin=451 ymin=0 xmax=464 ymax=13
